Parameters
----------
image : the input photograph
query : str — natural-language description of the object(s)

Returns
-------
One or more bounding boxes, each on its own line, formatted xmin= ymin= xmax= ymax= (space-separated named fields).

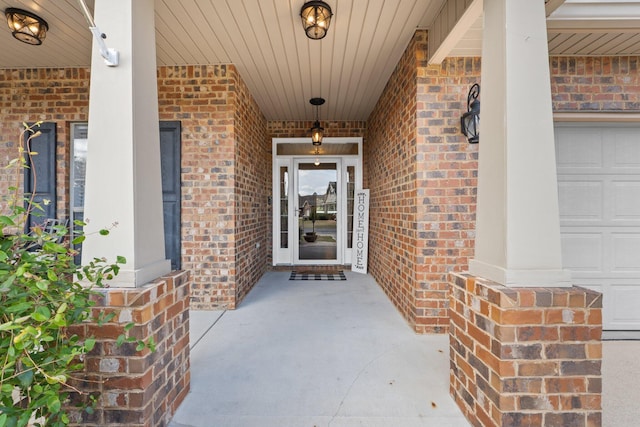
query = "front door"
xmin=272 ymin=137 xmax=363 ymax=266
xmin=295 ymin=160 xmax=340 ymax=264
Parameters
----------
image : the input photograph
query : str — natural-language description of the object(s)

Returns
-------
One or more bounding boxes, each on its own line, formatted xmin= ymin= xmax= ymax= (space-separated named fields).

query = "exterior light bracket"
xmin=77 ymin=0 xmax=119 ymax=67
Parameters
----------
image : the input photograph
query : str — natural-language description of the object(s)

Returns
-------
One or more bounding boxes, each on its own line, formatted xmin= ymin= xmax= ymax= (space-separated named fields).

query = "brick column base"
xmin=449 ymin=272 xmax=602 ymax=427
xmin=69 ymin=270 xmax=191 ymax=426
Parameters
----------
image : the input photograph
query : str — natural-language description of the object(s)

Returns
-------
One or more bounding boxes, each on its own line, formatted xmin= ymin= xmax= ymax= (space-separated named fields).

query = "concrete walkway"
xmin=169 ymin=270 xmax=640 ymax=427
xmin=169 ymin=271 xmax=470 ymax=427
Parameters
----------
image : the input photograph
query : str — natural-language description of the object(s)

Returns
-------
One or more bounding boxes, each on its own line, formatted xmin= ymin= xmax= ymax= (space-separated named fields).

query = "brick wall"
xmin=366 ymin=31 xmax=479 ymax=333
xmin=0 ymin=65 xmax=271 ymax=310
xmin=551 ymin=57 xmax=640 ymax=111
xmin=232 ymin=70 xmax=269 ymax=304
xmin=416 ymin=34 xmax=480 ymax=333
xmin=268 ymin=121 xmax=366 ymax=139
xmin=157 ymin=65 xmax=237 ymax=309
xmin=0 ymin=68 xmax=90 ymax=221
xmin=0 ymin=54 xmax=638 ymax=316
xmin=366 ymin=32 xmax=420 ymax=328
xmin=450 ymin=272 xmax=602 ymax=427
xmin=68 ymin=270 xmax=191 ymax=427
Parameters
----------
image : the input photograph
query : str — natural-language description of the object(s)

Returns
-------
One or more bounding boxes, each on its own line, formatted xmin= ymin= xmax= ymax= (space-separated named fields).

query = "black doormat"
xmin=289 ymin=270 xmax=346 ymax=281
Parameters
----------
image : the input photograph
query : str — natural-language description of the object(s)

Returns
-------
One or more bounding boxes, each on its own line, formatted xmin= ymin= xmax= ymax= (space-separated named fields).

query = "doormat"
xmin=289 ymin=270 xmax=346 ymax=281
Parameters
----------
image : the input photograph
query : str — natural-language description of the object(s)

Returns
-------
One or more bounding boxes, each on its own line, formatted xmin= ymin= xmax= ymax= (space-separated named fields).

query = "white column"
xmin=82 ymin=0 xmax=170 ymax=287
xmin=469 ymin=0 xmax=571 ymax=287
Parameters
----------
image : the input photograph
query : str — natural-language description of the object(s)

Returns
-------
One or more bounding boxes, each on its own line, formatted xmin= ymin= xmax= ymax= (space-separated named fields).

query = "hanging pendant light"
xmin=300 ymin=1 xmax=333 ymax=40
xmin=5 ymin=8 xmax=48 ymax=45
xmin=314 ymin=147 xmax=321 ymax=166
xmin=309 ymin=97 xmax=325 ymax=146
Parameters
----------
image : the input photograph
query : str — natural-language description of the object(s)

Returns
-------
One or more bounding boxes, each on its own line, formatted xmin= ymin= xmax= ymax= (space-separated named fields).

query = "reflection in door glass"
xmin=298 ymin=163 xmax=337 ymax=260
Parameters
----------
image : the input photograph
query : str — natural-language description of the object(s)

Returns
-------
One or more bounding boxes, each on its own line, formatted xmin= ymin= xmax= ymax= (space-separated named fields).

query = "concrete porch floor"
xmin=169 ymin=271 xmax=640 ymax=427
xmin=169 ymin=271 xmax=470 ymax=427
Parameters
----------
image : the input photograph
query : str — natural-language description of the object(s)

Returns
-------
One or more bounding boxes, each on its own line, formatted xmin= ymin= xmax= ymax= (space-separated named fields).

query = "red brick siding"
xmin=366 ymin=33 xmax=420 ymax=328
xmin=551 ymin=57 xmax=640 ymax=111
xmin=0 ymin=68 xmax=90 ymax=221
xmin=0 ymin=52 xmax=638 ymax=316
xmin=416 ymin=35 xmax=480 ymax=333
xmin=268 ymin=121 xmax=366 ymax=139
xmin=232 ymin=70 xmax=270 ymax=303
xmin=366 ymin=31 xmax=480 ymax=333
xmin=157 ymin=65 xmax=238 ymax=309
xmin=68 ymin=270 xmax=191 ymax=427
xmin=450 ymin=272 xmax=602 ymax=427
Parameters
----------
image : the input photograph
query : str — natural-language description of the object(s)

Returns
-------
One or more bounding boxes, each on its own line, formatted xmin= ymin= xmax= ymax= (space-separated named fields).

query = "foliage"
xmin=0 ymin=123 xmax=143 ymax=426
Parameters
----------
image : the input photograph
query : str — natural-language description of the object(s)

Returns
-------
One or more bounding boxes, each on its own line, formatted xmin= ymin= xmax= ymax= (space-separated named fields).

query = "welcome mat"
xmin=289 ymin=270 xmax=346 ymax=281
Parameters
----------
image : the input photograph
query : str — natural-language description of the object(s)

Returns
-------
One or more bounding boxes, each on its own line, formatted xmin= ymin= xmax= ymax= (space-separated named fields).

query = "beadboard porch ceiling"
xmin=0 ymin=1 xmax=639 ymax=121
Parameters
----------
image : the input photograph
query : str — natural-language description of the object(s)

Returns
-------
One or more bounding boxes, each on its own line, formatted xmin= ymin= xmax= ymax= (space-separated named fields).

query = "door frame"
xmin=272 ymin=137 xmax=363 ymax=266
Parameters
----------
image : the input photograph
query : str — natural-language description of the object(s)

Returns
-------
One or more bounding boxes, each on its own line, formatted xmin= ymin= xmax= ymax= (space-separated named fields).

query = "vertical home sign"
xmin=351 ymin=189 xmax=370 ymax=274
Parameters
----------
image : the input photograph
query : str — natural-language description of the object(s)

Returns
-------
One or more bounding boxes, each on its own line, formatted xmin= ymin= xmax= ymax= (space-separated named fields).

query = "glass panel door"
xmin=296 ymin=161 xmax=339 ymax=262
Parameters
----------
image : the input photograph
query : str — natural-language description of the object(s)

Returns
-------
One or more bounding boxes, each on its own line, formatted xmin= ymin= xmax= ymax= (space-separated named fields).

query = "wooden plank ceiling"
xmin=0 ymin=0 xmax=638 ymax=121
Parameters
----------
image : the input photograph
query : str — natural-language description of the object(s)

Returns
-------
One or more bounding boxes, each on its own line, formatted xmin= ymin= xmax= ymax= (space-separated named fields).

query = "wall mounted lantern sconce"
xmin=309 ymin=97 xmax=325 ymax=146
xmin=5 ymin=8 xmax=48 ymax=45
xmin=461 ymin=83 xmax=480 ymax=144
xmin=300 ymin=1 xmax=333 ymax=40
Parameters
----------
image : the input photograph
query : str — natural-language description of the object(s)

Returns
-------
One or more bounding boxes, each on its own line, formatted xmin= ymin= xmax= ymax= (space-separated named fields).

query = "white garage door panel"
xmin=561 ymin=233 xmax=602 ymax=271
xmin=613 ymin=181 xmax=640 ymax=220
xmin=610 ymin=284 xmax=640 ymax=329
xmin=612 ymin=234 xmax=640 ymax=272
xmin=613 ymin=130 xmax=640 ymax=168
xmin=556 ymin=130 xmax=603 ymax=168
xmin=558 ymin=180 xmax=603 ymax=221
xmin=556 ymin=123 xmax=640 ymax=331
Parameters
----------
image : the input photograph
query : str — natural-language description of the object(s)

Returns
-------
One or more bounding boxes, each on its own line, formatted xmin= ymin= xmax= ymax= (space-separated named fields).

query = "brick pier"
xmin=68 ymin=270 xmax=191 ymax=427
xmin=449 ymin=272 xmax=602 ymax=427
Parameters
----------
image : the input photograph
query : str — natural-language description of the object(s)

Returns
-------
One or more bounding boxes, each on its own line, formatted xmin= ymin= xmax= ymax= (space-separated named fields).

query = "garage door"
xmin=556 ymin=123 xmax=640 ymax=332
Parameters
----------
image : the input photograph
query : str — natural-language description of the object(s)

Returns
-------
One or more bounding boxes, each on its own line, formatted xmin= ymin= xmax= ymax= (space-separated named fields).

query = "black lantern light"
xmin=309 ymin=97 xmax=325 ymax=146
xmin=300 ymin=1 xmax=333 ymax=40
xmin=5 ymin=8 xmax=48 ymax=45
xmin=461 ymin=83 xmax=480 ymax=144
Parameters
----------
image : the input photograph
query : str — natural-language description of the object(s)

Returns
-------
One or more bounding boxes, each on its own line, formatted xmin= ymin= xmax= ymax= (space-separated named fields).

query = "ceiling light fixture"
xmin=309 ymin=97 xmax=325 ymax=146
xmin=461 ymin=83 xmax=480 ymax=144
xmin=314 ymin=147 xmax=321 ymax=166
xmin=5 ymin=8 xmax=48 ymax=45
xmin=300 ymin=1 xmax=333 ymax=40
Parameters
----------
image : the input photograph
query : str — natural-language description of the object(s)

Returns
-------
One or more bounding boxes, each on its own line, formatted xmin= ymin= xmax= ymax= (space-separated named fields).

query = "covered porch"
xmin=171 ymin=271 xmax=637 ymax=427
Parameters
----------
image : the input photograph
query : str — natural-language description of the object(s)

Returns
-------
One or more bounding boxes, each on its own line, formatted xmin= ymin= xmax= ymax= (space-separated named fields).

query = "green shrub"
xmin=0 ymin=123 xmax=141 ymax=426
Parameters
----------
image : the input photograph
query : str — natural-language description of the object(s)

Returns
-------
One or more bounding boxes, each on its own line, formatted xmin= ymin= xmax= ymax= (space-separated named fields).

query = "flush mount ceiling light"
xmin=309 ymin=97 xmax=325 ymax=146
xmin=5 ymin=8 xmax=48 ymax=45
xmin=300 ymin=1 xmax=333 ymax=40
xmin=461 ymin=83 xmax=480 ymax=144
